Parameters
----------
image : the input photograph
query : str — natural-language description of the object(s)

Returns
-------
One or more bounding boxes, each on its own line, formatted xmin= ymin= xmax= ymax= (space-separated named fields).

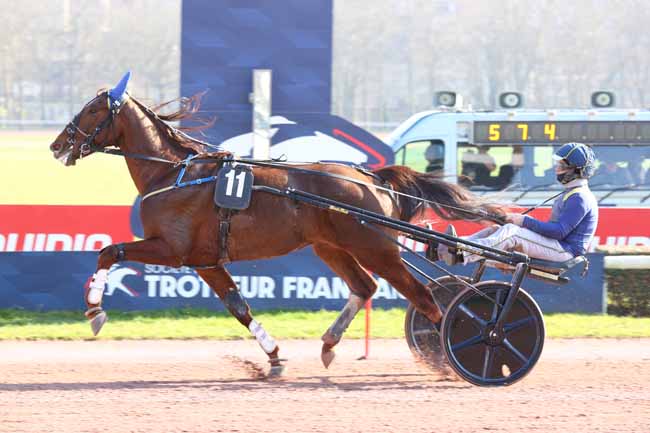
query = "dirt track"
xmin=0 ymin=338 xmax=649 ymax=433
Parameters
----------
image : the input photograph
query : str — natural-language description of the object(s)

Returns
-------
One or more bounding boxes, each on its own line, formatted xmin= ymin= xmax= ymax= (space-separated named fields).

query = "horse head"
xmin=50 ymin=71 xmax=131 ymax=166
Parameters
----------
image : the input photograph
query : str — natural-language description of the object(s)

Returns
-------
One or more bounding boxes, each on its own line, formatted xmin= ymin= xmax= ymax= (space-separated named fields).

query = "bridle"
xmin=63 ymin=91 xmax=188 ymax=166
xmin=65 ymin=91 xmax=126 ymax=160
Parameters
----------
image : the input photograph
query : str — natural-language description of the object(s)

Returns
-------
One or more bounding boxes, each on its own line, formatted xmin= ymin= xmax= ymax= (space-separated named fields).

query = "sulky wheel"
xmin=404 ymin=276 xmax=470 ymax=371
xmin=440 ymin=281 xmax=545 ymax=387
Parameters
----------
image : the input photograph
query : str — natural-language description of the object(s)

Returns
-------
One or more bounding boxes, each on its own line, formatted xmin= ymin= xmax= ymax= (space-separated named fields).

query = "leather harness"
xmin=210 ymin=159 xmax=396 ymax=266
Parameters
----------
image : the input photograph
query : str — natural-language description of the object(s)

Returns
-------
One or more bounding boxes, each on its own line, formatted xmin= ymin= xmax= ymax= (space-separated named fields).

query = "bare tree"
xmin=2 ymin=0 xmax=650 ymax=131
xmin=332 ymin=0 xmax=650 ymax=131
xmin=0 ymin=0 xmax=181 ymax=126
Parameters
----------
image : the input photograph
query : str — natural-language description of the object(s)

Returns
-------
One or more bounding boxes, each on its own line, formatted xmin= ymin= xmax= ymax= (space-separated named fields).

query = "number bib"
xmin=214 ymin=165 xmax=254 ymax=210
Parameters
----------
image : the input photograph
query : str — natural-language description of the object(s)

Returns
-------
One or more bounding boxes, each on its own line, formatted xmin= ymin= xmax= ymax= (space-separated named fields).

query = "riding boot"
xmin=426 ymin=240 xmax=439 ymax=261
xmin=437 ymin=224 xmax=464 ymax=266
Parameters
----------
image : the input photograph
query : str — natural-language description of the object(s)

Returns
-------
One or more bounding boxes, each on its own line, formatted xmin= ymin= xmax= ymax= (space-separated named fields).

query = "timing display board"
xmin=473 ymin=121 xmax=650 ymax=144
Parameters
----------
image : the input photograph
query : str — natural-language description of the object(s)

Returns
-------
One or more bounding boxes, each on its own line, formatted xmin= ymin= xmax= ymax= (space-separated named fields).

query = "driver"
xmin=438 ymin=142 xmax=599 ymax=265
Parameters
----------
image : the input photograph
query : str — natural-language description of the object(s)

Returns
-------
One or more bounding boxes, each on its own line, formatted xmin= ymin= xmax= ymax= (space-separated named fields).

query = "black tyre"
xmin=441 ymin=282 xmax=545 ymax=387
xmin=404 ymin=276 xmax=469 ymax=370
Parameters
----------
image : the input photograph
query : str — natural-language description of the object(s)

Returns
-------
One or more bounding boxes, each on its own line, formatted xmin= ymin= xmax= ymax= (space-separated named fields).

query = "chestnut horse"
xmin=49 ymin=73 xmax=502 ymax=375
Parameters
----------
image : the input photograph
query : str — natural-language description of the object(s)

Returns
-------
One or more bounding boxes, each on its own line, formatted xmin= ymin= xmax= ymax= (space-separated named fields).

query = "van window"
xmin=590 ymin=146 xmax=650 ymax=187
xmin=458 ymin=144 xmax=520 ymax=190
xmin=457 ymin=144 xmax=650 ymax=191
xmin=398 ymin=140 xmax=444 ymax=174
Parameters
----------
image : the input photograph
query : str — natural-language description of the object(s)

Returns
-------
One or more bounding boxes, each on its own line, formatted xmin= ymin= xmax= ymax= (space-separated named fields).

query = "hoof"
xmin=321 ymin=349 xmax=336 ymax=369
xmin=268 ymin=364 xmax=286 ymax=378
xmin=426 ymin=306 xmax=443 ymax=324
xmin=89 ymin=311 xmax=108 ymax=336
xmin=321 ymin=332 xmax=340 ymax=347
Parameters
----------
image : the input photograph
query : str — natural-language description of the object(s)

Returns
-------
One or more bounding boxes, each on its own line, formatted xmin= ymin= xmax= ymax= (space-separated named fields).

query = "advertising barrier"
xmin=0 ymin=248 xmax=605 ymax=313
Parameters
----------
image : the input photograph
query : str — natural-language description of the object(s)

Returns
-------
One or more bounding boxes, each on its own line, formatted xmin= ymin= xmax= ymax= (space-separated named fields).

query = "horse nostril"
xmin=51 ymin=142 xmax=61 ymax=151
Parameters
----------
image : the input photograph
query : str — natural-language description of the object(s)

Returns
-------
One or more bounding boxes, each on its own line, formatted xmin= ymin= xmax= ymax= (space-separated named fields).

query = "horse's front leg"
xmin=85 ymin=238 xmax=182 ymax=335
xmin=196 ymin=267 xmax=285 ymax=377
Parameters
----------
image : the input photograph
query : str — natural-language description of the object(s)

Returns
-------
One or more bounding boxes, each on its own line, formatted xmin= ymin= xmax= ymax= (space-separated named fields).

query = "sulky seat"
xmin=526 ymin=255 xmax=589 ymax=284
xmin=483 ymin=255 xmax=589 ymax=285
xmin=528 ymin=256 xmax=588 ymax=275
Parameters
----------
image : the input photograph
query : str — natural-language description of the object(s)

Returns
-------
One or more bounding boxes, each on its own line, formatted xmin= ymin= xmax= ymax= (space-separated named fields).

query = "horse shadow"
xmin=0 ymin=372 xmax=468 ymax=393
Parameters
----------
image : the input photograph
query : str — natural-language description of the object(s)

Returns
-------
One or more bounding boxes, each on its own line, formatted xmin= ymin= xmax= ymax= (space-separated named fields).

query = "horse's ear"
xmin=108 ymin=71 xmax=131 ymax=107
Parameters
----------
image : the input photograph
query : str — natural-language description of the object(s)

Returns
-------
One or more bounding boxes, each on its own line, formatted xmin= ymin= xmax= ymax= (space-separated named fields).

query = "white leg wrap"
xmin=248 ymin=319 xmax=277 ymax=354
xmin=87 ymin=269 xmax=108 ymax=305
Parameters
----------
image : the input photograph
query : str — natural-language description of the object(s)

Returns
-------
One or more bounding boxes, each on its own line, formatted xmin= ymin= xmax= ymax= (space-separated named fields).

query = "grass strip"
xmin=0 ymin=308 xmax=648 ymax=340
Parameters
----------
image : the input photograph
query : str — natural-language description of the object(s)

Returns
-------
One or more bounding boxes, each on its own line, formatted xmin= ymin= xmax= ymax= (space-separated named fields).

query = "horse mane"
xmin=128 ymin=93 xmax=217 ymax=155
xmin=374 ymin=165 xmax=506 ymax=223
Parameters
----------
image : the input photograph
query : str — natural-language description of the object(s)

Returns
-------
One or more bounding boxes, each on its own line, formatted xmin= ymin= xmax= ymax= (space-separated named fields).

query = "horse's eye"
xmin=89 ymin=109 xmax=98 ymax=114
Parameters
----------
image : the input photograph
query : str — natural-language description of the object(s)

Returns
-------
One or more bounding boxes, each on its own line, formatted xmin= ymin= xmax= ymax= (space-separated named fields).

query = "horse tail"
xmin=373 ymin=165 xmax=506 ymax=224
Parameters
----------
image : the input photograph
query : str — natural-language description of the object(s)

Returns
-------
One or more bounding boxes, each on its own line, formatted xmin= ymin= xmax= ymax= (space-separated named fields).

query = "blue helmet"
xmin=553 ymin=142 xmax=596 ymax=183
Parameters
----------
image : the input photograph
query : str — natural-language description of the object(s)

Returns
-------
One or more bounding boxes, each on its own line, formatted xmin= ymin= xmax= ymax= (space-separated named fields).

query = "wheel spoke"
xmin=503 ymin=316 xmax=534 ymax=334
xmin=490 ymin=289 xmax=504 ymax=321
xmin=502 ymin=337 xmax=528 ymax=363
xmin=481 ymin=346 xmax=495 ymax=379
xmin=458 ymin=304 xmax=488 ymax=330
xmin=451 ymin=333 xmax=484 ymax=352
xmin=412 ymin=329 xmax=435 ymax=336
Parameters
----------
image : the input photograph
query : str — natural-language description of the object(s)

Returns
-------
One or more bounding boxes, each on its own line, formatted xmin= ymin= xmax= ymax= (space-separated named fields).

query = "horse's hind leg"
xmin=313 ymin=244 xmax=378 ymax=368
xmin=348 ymin=244 xmax=443 ymax=325
xmin=196 ymin=267 xmax=285 ymax=377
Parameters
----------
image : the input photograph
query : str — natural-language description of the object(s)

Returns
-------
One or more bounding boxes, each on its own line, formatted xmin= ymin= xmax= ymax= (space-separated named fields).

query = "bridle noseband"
xmin=65 ymin=92 xmax=127 ymax=159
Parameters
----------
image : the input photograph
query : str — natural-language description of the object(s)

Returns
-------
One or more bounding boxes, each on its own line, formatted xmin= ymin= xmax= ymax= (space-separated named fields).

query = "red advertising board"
xmin=0 ymin=205 xmax=133 ymax=251
xmin=405 ymin=206 xmax=650 ymax=252
xmin=2 ymin=204 xmax=650 ymax=252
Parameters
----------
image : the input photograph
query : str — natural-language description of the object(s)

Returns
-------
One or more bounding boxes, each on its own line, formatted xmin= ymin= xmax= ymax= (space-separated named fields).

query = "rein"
xmin=238 ymin=158 xmax=504 ymax=223
xmin=521 ymin=190 xmax=565 ymax=215
xmin=93 ymin=144 xmax=505 ymax=223
xmin=71 ymin=95 xmax=503 ymax=224
xmin=100 ymin=147 xmax=186 ymax=165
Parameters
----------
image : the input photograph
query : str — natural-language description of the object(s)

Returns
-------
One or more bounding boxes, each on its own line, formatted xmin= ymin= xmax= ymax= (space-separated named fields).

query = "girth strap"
xmin=218 ymin=208 xmax=234 ymax=265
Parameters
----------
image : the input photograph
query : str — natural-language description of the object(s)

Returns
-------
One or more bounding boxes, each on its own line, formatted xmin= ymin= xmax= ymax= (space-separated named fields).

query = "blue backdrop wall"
xmin=179 ymin=0 xmax=394 ymax=167
xmin=0 ymin=250 xmax=605 ymax=313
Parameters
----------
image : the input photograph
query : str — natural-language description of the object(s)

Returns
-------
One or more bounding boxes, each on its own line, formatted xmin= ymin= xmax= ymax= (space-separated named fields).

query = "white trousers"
xmin=463 ymin=223 xmax=574 ymax=263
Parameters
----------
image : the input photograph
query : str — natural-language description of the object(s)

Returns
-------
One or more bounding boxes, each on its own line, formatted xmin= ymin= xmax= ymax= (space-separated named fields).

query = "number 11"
xmin=225 ymin=170 xmax=246 ymax=198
